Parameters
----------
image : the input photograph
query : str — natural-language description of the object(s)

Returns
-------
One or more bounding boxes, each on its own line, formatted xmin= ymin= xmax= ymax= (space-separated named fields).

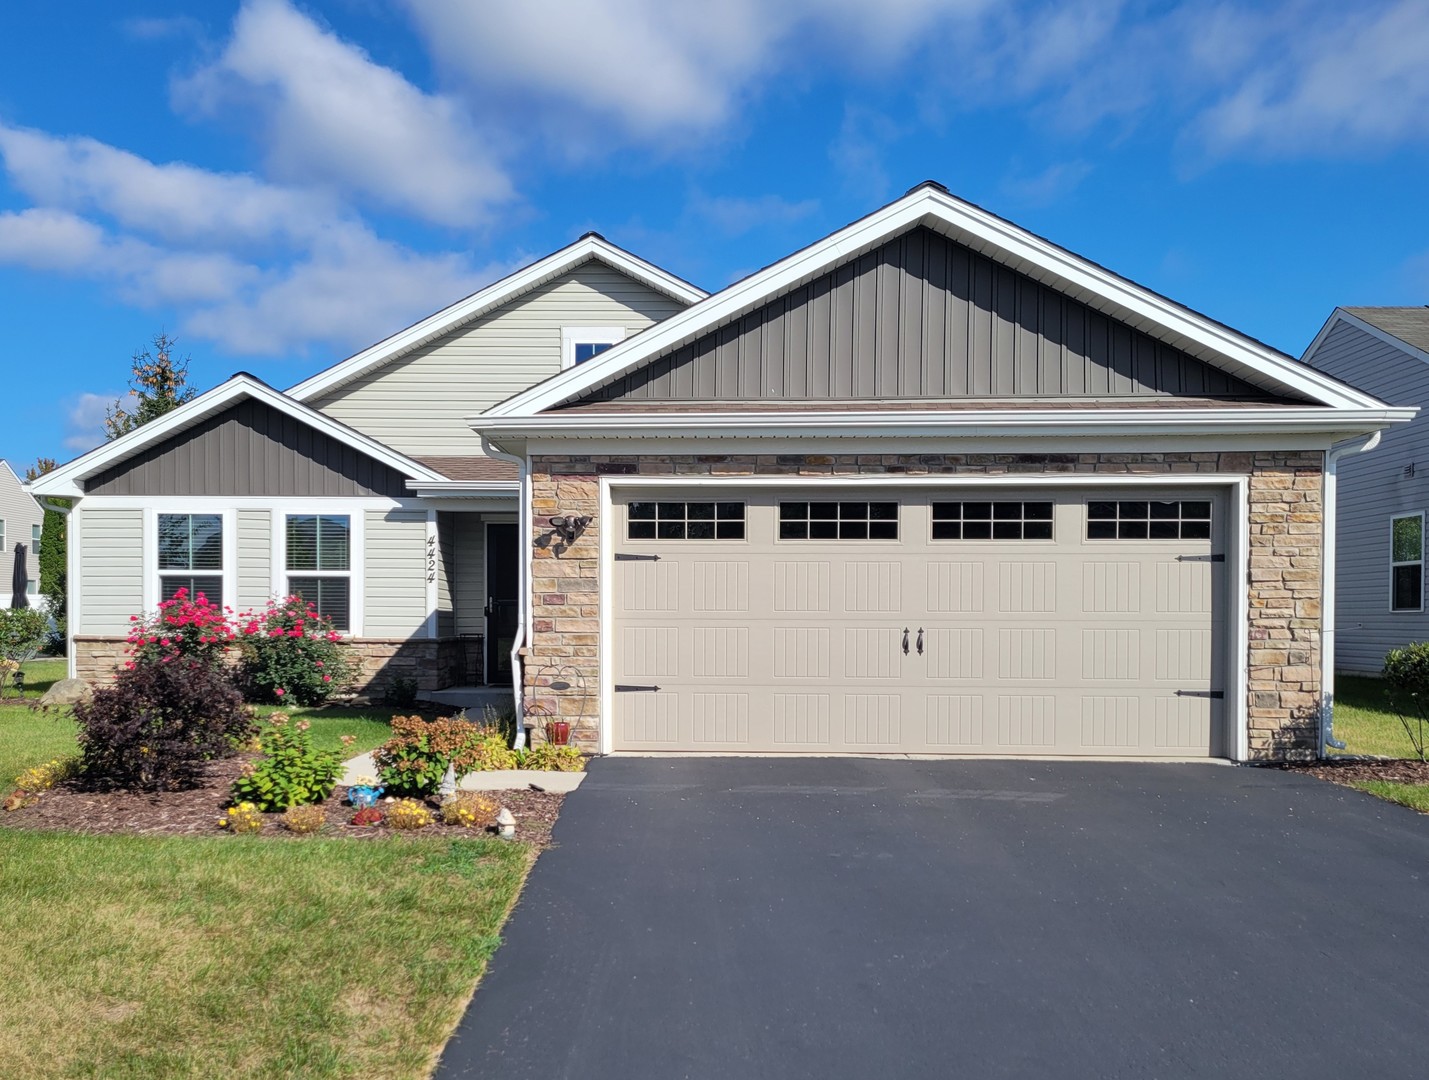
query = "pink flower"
xmin=314 ymin=661 xmax=324 ymax=669
xmin=327 ymin=632 xmax=340 ymax=642
xmin=275 ymin=688 xmax=286 ymax=697
xmin=160 ymin=638 xmax=171 ymax=648
xmin=322 ymin=675 xmax=331 ymax=683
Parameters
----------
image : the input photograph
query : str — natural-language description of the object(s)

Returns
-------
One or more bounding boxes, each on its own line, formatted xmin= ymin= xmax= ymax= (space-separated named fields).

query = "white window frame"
xmin=31 ymin=523 xmax=41 ymax=556
xmin=276 ymin=510 xmax=365 ymax=636
xmin=1390 ymin=511 xmax=1425 ymax=613
xmin=0 ymin=518 xmax=5 ymax=555
xmin=561 ymin=326 xmax=626 ymax=370
xmin=142 ymin=508 xmax=236 ymax=616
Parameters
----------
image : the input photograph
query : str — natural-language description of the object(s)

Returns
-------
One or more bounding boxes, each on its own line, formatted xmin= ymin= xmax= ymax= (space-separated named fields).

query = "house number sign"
xmin=426 ymin=535 xmax=437 ymax=583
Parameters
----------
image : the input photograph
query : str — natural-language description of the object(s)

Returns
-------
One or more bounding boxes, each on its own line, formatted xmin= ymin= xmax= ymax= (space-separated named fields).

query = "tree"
xmin=104 ymin=332 xmax=197 ymax=440
xmin=24 ymin=458 xmax=67 ymax=651
xmin=23 ymin=459 xmax=55 ymax=482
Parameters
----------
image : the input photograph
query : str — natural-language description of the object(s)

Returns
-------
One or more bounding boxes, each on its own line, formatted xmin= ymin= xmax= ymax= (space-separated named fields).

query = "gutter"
xmin=480 ymin=436 xmax=530 ymax=750
xmin=1320 ymin=432 xmax=1382 ymax=755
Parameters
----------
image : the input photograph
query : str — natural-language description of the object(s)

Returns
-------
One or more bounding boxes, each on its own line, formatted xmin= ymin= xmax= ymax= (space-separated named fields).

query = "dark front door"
xmin=485 ymin=523 xmax=520 ymax=685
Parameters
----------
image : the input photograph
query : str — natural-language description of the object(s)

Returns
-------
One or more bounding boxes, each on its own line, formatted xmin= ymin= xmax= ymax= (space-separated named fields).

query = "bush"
xmin=441 ymin=791 xmax=499 ymax=828
xmin=518 ymin=744 xmax=586 ymax=772
xmin=229 ymin=712 xmax=346 ymax=811
xmin=0 ymin=609 xmax=48 ymax=688
xmin=124 ymin=588 xmax=235 ymax=669
xmin=220 ymin=802 xmax=263 ymax=834
xmin=480 ymin=701 xmax=518 ymax=746
xmin=14 ymin=756 xmax=82 ymax=793
xmin=73 ymin=660 xmax=253 ymax=791
xmin=350 ymin=806 xmax=383 ymax=827
xmin=387 ymin=798 xmax=434 ymax=830
xmin=283 ymin=803 xmax=327 ymax=834
xmin=373 ymin=715 xmax=516 ymax=796
xmin=237 ymin=596 xmax=355 ymax=706
xmin=1383 ymin=642 xmax=1429 ymax=759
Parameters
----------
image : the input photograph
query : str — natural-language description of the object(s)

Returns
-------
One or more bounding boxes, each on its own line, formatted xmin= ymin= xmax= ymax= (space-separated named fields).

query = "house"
xmin=30 ymin=184 xmax=1413 ymax=761
xmin=0 ymin=459 xmax=44 ymax=610
xmin=1301 ymin=306 xmax=1429 ymax=675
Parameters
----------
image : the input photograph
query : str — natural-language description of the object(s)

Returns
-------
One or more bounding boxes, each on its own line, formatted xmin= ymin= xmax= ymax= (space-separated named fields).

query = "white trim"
xmin=592 ymin=473 xmax=1249 ymax=761
xmin=1304 ymin=308 xmax=1429 ymax=371
xmin=561 ymin=326 xmax=627 ymax=371
xmin=29 ymin=374 xmax=446 ymax=500
xmin=66 ymin=505 xmax=79 ymax=680
xmin=1389 ymin=511 xmax=1425 ymax=613
xmin=79 ymin=495 xmax=425 ymax=512
xmin=425 ymin=510 xmax=439 ymax=639
xmin=143 ymin=507 xmax=237 ymax=618
xmin=488 ymin=187 xmax=1388 ymax=418
xmin=274 ymin=507 xmax=365 ymax=636
xmin=406 ymin=481 xmax=519 ymax=498
xmin=287 ymin=236 xmax=705 ymax=402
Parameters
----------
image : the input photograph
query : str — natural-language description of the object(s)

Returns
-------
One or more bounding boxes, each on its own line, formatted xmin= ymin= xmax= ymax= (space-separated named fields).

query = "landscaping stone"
xmin=339 ymin=751 xmax=586 ymax=792
xmin=40 ymin=678 xmax=92 ymax=706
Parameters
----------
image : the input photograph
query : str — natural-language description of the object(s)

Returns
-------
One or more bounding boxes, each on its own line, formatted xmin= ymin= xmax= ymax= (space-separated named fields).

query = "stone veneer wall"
xmin=527 ymin=451 xmax=1325 ymax=760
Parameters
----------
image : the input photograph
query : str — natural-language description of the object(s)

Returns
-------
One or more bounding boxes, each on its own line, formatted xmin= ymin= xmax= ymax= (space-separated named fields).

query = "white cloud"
xmin=0 ymin=208 xmax=107 ymax=271
xmin=1001 ymin=160 xmax=1093 ymax=206
xmin=688 ymin=192 xmax=819 ymax=235
xmin=64 ymin=391 xmax=133 ymax=451
xmin=178 ymin=0 xmax=512 ymax=227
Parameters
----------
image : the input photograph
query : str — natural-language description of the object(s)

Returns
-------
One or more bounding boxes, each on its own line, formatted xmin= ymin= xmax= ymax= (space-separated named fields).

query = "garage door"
xmin=611 ymin=488 xmax=1227 ymax=756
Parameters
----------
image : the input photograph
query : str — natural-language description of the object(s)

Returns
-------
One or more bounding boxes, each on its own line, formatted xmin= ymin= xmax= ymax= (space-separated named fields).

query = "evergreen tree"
xmin=104 ymin=333 xmax=197 ymax=440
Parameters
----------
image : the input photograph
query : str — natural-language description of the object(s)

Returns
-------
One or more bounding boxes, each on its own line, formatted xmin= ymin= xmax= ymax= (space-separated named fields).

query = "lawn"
xmin=0 ymin=830 xmax=531 ymax=1079
xmin=1329 ymin=674 xmax=1429 ymax=813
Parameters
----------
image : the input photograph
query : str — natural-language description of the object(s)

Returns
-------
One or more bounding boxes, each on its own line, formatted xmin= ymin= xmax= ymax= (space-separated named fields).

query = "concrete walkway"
xmin=339 ymin=751 xmax=585 ymax=793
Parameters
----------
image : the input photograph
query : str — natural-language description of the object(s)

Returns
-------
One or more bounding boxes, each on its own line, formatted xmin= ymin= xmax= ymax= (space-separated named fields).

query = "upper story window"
xmin=0 ymin=518 xmax=5 ymax=555
xmin=31 ymin=523 xmax=41 ymax=556
xmin=1392 ymin=513 xmax=1424 ymax=613
xmin=562 ymin=326 xmax=626 ymax=369
xmin=157 ymin=513 xmax=223 ymax=606
xmin=286 ymin=515 xmax=352 ymax=631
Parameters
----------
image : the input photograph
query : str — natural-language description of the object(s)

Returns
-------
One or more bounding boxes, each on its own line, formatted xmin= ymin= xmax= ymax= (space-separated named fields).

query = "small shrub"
xmin=479 ymin=701 xmax=518 ymax=746
xmin=229 ymin=712 xmax=345 ymax=811
xmin=441 ymin=791 xmax=499 ymax=828
xmin=374 ymin=714 xmax=513 ymax=796
xmin=220 ymin=802 xmax=263 ymax=834
xmin=387 ymin=798 xmax=434 ymax=830
xmin=14 ymin=756 xmax=82 ymax=792
xmin=73 ymin=659 xmax=253 ymax=791
xmin=236 ymin=596 xmax=354 ymax=706
xmin=283 ymin=803 xmax=327 ymax=834
xmin=0 ymin=607 xmax=49 ymax=667
xmin=520 ymin=744 xmax=586 ymax=773
xmin=385 ymin=677 xmax=419 ymax=709
xmin=124 ymin=588 xmax=234 ymax=670
xmin=350 ymin=806 xmax=384 ymax=827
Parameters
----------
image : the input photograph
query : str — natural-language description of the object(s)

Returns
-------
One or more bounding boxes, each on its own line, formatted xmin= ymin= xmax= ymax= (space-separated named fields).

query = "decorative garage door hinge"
xmin=615 ymin=553 xmax=661 ymax=561
xmin=1175 ymin=689 xmax=1225 ymax=699
xmin=615 ymin=684 xmax=662 ymax=693
xmin=1176 ymin=553 xmax=1226 ymax=562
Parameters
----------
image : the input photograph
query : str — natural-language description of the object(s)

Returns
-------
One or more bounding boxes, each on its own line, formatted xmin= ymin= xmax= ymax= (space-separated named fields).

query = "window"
xmin=561 ymin=326 xmax=625 ymax=369
xmin=1087 ymin=500 xmax=1212 ymax=540
xmin=0 ymin=519 xmax=5 ymax=554
xmin=31 ymin=523 xmax=41 ymax=555
xmin=286 ymin=515 xmax=352 ymax=630
xmin=628 ymin=502 xmax=744 ymax=540
xmin=779 ymin=501 xmax=898 ymax=541
xmin=26 ymin=579 xmax=37 ymax=596
xmin=1392 ymin=513 xmax=1424 ymax=612
xmin=933 ymin=502 xmax=1053 ymax=540
xmin=157 ymin=513 xmax=223 ymax=606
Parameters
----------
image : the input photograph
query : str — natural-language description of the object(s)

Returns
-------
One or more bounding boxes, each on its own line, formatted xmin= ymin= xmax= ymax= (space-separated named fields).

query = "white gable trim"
xmin=1303 ymin=308 xmax=1429 ymax=370
xmin=29 ymin=374 xmax=447 ymax=499
xmin=287 ymin=236 xmax=706 ymax=402
xmin=486 ymin=186 xmax=1384 ymax=418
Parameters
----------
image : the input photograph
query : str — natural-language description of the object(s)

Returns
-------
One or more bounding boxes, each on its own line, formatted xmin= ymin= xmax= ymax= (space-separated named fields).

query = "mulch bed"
xmin=1 ymin=755 xmax=566 ymax=848
xmin=1274 ymin=758 xmax=1429 ymax=787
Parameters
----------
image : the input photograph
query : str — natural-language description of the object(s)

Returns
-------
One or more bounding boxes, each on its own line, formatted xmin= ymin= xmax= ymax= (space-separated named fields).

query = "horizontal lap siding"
xmin=311 ymin=262 xmax=688 ymax=456
xmin=364 ymin=510 xmax=428 ymax=638
xmin=1305 ymin=320 xmax=1429 ymax=672
xmin=78 ymin=508 xmax=143 ymax=634
xmin=237 ymin=509 xmax=273 ymax=612
xmin=437 ymin=512 xmax=455 ymax=638
xmin=454 ymin=516 xmax=487 ymax=637
xmin=0 ymin=467 xmax=43 ymax=587
xmin=575 ymin=227 xmax=1276 ymax=405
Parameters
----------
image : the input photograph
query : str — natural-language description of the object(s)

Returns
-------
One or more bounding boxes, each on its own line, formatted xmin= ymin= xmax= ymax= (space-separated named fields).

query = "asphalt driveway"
xmin=437 ymin=758 xmax=1429 ymax=1079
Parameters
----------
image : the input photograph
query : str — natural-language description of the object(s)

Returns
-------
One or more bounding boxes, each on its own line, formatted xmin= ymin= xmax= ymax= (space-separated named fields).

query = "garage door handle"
xmin=916 ymin=628 xmax=924 ymax=655
xmin=902 ymin=628 xmax=910 ymax=655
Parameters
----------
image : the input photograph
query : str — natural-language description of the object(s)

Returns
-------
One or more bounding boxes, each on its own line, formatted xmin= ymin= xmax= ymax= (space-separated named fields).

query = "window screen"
xmin=286 ymin=515 xmax=351 ymax=630
xmin=1392 ymin=514 xmax=1424 ymax=612
xmin=157 ymin=513 xmax=223 ymax=607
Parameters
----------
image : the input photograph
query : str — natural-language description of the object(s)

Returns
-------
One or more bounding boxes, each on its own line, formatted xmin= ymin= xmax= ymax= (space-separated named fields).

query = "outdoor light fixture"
xmin=548 ymin=514 xmax=591 ymax=543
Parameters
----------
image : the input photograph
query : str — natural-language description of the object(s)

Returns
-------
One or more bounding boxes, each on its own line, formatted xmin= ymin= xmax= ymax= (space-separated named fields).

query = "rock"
xmin=40 ymin=678 xmax=92 ymax=706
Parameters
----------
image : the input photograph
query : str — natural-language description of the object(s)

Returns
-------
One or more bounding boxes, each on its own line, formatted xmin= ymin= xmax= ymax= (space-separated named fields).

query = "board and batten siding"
xmin=77 ymin=508 xmax=143 ymax=634
xmin=364 ymin=510 xmax=429 ymax=638
xmin=453 ymin=515 xmax=487 ymax=637
xmin=310 ymin=260 xmax=688 ymax=456
xmin=1304 ymin=318 xmax=1429 ymax=672
xmin=570 ymin=227 xmax=1285 ymax=406
xmin=236 ymin=509 xmax=273 ymax=612
xmin=85 ymin=398 xmax=410 ymax=498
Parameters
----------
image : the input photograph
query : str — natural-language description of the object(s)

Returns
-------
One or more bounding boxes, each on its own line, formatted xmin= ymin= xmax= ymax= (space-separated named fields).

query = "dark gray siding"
xmin=87 ymin=398 xmax=411 ymax=497
xmin=569 ymin=227 xmax=1280 ymax=405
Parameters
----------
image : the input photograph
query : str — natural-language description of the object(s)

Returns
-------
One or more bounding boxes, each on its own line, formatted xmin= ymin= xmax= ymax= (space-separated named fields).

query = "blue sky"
xmin=2 ymin=0 xmax=1427 ymax=471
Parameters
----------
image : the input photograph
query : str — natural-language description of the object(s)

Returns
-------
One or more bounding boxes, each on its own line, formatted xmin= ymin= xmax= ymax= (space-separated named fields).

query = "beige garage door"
xmin=611 ymin=488 xmax=1227 ymax=756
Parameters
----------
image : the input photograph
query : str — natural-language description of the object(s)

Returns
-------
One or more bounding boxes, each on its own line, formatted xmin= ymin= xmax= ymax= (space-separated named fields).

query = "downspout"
xmin=1320 ymin=432 xmax=1381 ymax=756
xmin=36 ymin=496 xmax=75 ymax=680
xmin=481 ymin=435 xmax=530 ymax=750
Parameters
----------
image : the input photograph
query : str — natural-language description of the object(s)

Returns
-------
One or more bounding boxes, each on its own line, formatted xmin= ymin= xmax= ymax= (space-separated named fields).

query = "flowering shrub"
xmin=441 ymin=791 xmax=499 ymax=828
xmin=373 ymin=715 xmax=516 ymax=796
xmin=220 ymin=802 xmax=263 ymax=834
xmin=229 ymin=713 xmax=349 ymax=811
xmin=236 ymin=596 xmax=354 ymax=706
xmin=517 ymin=744 xmax=586 ymax=772
xmin=283 ymin=803 xmax=327 ymax=834
xmin=350 ymin=806 xmax=384 ymax=827
xmin=387 ymin=798 xmax=434 ymax=830
xmin=14 ymin=756 xmax=83 ymax=792
xmin=73 ymin=659 xmax=253 ymax=791
xmin=125 ymin=588 xmax=235 ymax=669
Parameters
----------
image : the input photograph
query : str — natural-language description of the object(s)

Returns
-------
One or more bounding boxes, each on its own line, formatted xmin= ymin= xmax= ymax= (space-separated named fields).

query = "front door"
xmin=485 ymin=523 xmax=520 ymax=685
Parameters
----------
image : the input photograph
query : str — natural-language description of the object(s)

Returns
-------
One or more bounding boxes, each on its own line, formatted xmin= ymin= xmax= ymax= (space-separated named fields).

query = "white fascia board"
xmin=475 ymin=406 xmax=1415 ymax=442
xmin=487 ymin=188 xmax=1385 ymax=418
xmin=30 ymin=374 xmax=447 ymax=500
xmin=406 ymin=480 xmax=520 ymax=497
xmin=1303 ymin=308 xmax=1429 ymax=370
xmin=288 ymin=237 xmax=706 ymax=402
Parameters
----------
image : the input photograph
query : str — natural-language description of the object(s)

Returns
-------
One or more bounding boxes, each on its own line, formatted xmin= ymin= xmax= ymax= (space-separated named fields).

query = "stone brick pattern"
xmin=527 ymin=450 xmax=1325 ymax=759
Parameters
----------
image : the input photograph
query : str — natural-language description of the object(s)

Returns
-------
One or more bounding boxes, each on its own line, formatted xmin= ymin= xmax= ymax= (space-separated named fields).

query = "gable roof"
xmin=485 ymin=183 xmax=1387 ymax=419
xmin=287 ymin=234 xmax=706 ymax=403
xmin=30 ymin=374 xmax=447 ymax=499
xmin=1343 ymin=307 xmax=1429 ymax=356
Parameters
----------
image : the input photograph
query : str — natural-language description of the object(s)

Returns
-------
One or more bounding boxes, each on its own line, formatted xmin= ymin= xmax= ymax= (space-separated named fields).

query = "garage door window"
xmin=779 ymin=501 xmax=898 ymax=540
xmin=628 ymin=502 xmax=745 ymax=540
xmin=1391 ymin=513 xmax=1424 ymax=612
xmin=932 ymin=501 xmax=1053 ymax=540
xmin=1087 ymin=500 xmax=1212 ymax=540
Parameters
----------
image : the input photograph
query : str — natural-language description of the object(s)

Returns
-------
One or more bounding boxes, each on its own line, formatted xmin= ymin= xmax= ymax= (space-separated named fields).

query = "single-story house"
xmin=0 ymin=458 xmax=44 ymax=609
xmin=31 ymin=183 xmax=1413 ymax=761
xmin=1301 ymin=306 xmax=1429 ymax=675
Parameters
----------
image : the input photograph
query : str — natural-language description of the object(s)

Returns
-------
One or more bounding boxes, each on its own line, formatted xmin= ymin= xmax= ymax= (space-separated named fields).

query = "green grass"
xmin=1350 ymin=781 xmax=1429 ymax=813
xmin=0 ymin=831 xmax=532 ymax=1079
xmin=1331 ymin=674 xmax=1424 ymax=759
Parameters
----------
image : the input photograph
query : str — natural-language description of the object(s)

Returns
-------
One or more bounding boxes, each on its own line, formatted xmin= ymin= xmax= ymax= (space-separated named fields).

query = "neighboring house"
xmin=31 ymin=185 xmax=1412 ymax=761
xmin=1301 ymin=307 xmax=1429 ymax=674
xmin=0 ymin=459 xmax=43 ymax=610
